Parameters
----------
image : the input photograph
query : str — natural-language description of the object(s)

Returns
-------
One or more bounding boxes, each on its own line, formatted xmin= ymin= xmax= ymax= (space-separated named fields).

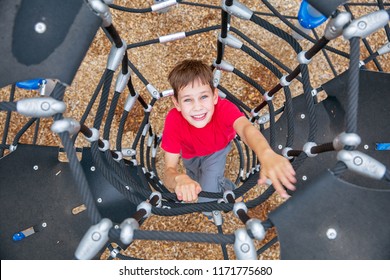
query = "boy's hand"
xmin=258 ymin=149 xmax=296 ymax=199
xmin=174 ymin=174 xmax=202 ymax=202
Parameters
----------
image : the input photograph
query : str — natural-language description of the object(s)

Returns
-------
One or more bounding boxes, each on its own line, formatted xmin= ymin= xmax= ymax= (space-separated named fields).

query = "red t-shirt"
xmin=161 ymin=97 xmax=244 ymax=159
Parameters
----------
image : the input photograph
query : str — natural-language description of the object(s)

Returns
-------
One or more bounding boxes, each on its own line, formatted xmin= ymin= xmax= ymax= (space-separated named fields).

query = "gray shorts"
xmin=182 ymin=143 xmax=236 ymax=203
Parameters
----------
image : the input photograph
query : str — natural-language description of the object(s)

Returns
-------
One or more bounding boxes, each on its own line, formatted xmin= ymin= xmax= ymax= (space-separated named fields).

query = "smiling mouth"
xmin=191 ymin=113 xmax=207 ymax=121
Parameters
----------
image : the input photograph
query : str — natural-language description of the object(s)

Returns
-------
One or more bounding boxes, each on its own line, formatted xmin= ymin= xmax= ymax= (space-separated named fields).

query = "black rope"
xmin=0 ymin=84 xmax=15 ymax=157
xmin=345 ymin=37 xmax=361 ymax=134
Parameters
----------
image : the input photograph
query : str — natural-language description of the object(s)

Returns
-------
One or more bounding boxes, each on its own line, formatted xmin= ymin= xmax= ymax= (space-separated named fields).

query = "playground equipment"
xmin=0 ymin=0 xmax=389 ymax=260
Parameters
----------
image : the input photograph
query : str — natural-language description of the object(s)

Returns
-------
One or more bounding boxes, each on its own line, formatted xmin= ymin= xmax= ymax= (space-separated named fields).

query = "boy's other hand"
xmin=174 ymin=174 xmax=202 ymax=202
xmin=258 ymin=149 xmax=296 ymax=199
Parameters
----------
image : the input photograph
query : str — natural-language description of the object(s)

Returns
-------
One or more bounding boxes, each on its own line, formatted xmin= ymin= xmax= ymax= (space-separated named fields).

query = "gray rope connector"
xmin=234 ymin=228 xmax=257 ymax=260
xmin=151 ymin=0 xmax=177 ymax=13
xmin=221 ymin=0 xmax=254 ymax=21
xmin=213 ymin=69 xmax=222 ymax=88
xmin=211 ymin=210 xmax=224 ymax=226
xmin=74 ymin=218 xmax=113 ymax=260
xmin=303 ymin=142 xmax=317 ymax=157
xmin=218 ymin=33 xmax=243 ymax=49
xmin=150 ymin=192 xmax=162 ymax=208
xmin=147 ymin=84 xmax=160 ymax=99
xmin=88 ymin=0 xmax=112 ymax=27
xmin=120 ymin=218 xmax=139 ymax=245
xmin=213 ymin=59 xmax=234 ymax=72
xmin=377 ymin=41 xmax=390 ymax=55
xmin=17 ymin=97 xmax=66 ymax=118
xmin=84 ymin=127 xmax=100 ymax=142
xmin=98 ymin=139 xmax=110 ymax=152
xmin=246 ymin=218 xmax=266 ymax=241
xmin=137 ymin=201 xmax=152 ymax=218
xmin=107 ymin=39 xmax=127 ymax=71
xmin=122 ymin=148 xmax=136 ymax=157
xmin=223 ymin=190 xmax=235 ymax=203
xmin=324 ymin=12 xmax=351 ymax=40
xmin=333 ymin=132 xmax=361 ymax=150
xmin=51 ymin=118 xmax=80 ymax=135
xmin=337 ymin=150 xmax=386 ymax=180
xmin=282 ymin=147 xmax=293 ymax=160
xmin=115 ymin=67 xmax=131 ymax=93
xmin=233 ymin=202 xmax=248 ymax=218
xmin=124 ymin=91 xmax=139 ymax=112
xmin=343 ymin=10 xmax=390 ymax=40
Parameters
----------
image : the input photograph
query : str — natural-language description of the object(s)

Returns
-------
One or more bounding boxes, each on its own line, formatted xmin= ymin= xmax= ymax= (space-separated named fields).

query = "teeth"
xmin=192 ymin=113 xmax=206 ymax=120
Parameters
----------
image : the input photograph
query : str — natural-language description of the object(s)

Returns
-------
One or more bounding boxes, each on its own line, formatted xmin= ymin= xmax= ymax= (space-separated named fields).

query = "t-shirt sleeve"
xmin=161 ymin=109 xmax=181 ymax=154
xmin=219 ymin=98 xmax=245 ymax=127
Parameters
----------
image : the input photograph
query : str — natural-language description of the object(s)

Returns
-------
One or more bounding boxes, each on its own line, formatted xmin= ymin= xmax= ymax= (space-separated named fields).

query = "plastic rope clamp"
xmin=115 ymin=67 xmax=131 ymax=93
xmin=85 ymin=127 xmax=100 ymax=142
xmin=258 ymin=113 xmax=270 ymax=125
xmin=263 ymin=91 xmax=273 ymax=101
xmin=98 ymin=139 xmax=110 ymax=152
xmin=74 ymin=218 xmax=113 ymax=260
xmin=150 ymin=192 xmax=162 ymax=208
xmin=303 ymin=142 xmax=317 ymax=157
xmin=377 ymin=42 xmax=390 ymax=55
xmin=246 ymin=218 xmax=266 ymax=241
xmin=88 ymin=0 xmax=112 ymax=27
xmin=124 ymin=91 xmax=139 ymax=112
xmin=161 ymin=89 xmax=174 ymax=97
xmin=333 ymin=132 xmax=361 ymax=151
xmin=343 ymin=10 xmax=390 ymax=40
xmin=282 ymin=147 xmax=293 ymax=160
xmin=213 ymin=69 xmax=222 ymax=88
xmin=337 ymin=150 xmax=386 ymax=180
xmin=221 ymin=0 xmax=254 ymax=20
xmin=218 ymin=33 xmax=243 ymax=49
xmin=233 ymin=202 xmax=248 ymax=218
xmin=159 ymin=32 xmax=186 ymax=43
xmin=211 ymin=210 xmax=223 ymax=226
xmin=213 ymin=59 xmax=234 ymax=72
xmin=146 ymin=84 xmax=160 ymax=99
xmin=121 ymin=148 xmax=136 ymax=157
xmin=107 ymin=39 xmax=127 ymax=71
xmin=233 ymin=228 xmax=257 ymax=260
xmin=137 ymin=201 xmax=152 ymax=218
xmin=113 ymin=151 xmax=123 ymax=162
xmin=297 ymin=51 xmax=312 ymax=64
xmin=223 ymin=190 xmax=236 ymax=203
xmin=120 ymin=218 xmax=139 ymax=245
xmin=51 ymin=118 xmax=80 ymax=135
xmin=279 ymin=75 xmax=291 ymax=87
xmin=17 ymin=97 xmax=66 ymax=118
xmin=324 ymin=12 xmax=351 ymax=40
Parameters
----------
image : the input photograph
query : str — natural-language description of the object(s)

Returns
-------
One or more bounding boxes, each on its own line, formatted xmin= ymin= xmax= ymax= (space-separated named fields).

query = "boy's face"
xmin=172 ymin=79 xmax=218 ymax=128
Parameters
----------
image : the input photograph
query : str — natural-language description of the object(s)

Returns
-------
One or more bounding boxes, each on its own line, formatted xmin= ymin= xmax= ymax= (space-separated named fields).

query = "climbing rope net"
xmin=0 ymin=0 xmax=390 ymax=260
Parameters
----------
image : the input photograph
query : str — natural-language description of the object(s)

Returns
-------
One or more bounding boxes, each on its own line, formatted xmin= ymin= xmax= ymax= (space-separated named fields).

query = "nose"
xmin=193 ymin=99 xmax=202 ymax=110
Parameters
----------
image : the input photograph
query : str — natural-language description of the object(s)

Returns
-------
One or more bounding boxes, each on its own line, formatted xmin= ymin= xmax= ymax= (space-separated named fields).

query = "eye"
xmin=201 ymin=95 xmax=208 ymax=99
xmin=183 ymin=98 xmax=192 ymax=102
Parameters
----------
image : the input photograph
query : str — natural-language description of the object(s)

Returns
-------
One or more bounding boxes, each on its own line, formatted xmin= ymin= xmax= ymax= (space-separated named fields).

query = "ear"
xmin=213 ymin=88 xmax=219 ymax=105
xmin=171 ymin=96 xmax=181 ymax=111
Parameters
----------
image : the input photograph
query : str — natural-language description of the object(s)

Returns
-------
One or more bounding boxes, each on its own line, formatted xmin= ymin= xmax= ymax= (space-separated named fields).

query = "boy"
xmin=161 ymin=59 xmax=296 ymax=203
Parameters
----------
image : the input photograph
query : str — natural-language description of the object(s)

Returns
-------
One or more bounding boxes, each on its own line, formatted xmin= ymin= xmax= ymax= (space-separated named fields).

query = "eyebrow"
xmin=179 ymin=90 xmax=210 ymax=99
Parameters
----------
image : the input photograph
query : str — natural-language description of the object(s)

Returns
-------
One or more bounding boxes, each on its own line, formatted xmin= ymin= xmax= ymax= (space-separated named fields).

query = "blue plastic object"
xmin=12 ymin=232 xmax=26 ymax=241
xmin=298 ymin=0 xmax=327 ymax=29
xmin=16 ymin=79 xmax=45 ymax=90
xmin=376 ymin=143 xmax=390 ymax=151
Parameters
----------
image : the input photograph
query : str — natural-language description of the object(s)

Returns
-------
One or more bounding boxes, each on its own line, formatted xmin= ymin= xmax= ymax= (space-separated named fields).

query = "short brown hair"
xmin=168 ymin=59 xmax=215 ymax=100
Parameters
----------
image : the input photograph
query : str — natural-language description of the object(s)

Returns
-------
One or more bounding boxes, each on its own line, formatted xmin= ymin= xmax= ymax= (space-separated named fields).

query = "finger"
xmin=176 ymin=191 xmax=183 ymax=201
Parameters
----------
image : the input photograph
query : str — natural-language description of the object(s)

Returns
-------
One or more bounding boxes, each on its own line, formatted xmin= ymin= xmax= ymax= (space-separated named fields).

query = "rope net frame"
xmin=0 ymin=0 xmax=389 ymax=260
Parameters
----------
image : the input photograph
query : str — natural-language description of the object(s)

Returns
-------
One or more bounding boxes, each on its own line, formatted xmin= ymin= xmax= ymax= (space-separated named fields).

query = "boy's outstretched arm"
xmin=233 ymin=116 xmax=296 ymax=198
xmin=163 ymin=151 xmax=202 ymax=202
